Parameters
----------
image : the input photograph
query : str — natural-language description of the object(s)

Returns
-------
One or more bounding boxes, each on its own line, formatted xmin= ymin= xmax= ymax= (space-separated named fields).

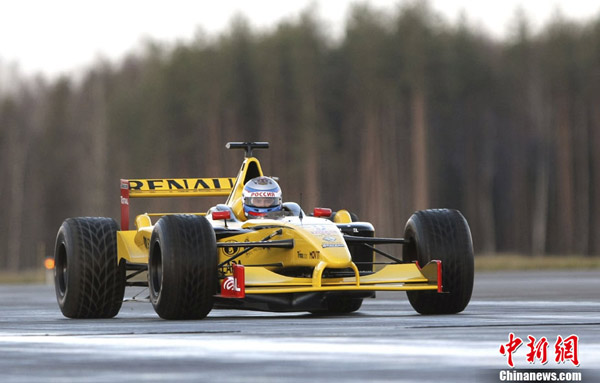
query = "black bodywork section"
xmin=337 ymin=222 xmax=375 ymax=272
xmin=215 ymin=291 xmax=375 ymax=312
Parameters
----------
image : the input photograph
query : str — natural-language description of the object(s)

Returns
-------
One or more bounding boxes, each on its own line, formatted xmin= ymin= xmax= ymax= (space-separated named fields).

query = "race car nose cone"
xmin=318 ymin=248 xmax=353 ymax=268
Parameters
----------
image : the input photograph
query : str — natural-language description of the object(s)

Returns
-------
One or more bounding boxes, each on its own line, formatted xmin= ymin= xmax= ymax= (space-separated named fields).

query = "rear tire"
xmin=54 ymin=217 xmax=125 ymax=318
xmin=149 ymin=215 xmax=217 ymax=319
xmin=403 ymin=209 xmax=474 ymax=314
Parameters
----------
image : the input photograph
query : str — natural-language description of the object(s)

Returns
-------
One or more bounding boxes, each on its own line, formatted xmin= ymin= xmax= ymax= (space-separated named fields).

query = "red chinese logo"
xmin=526 ymin=336 xmax=549 ymax=364
xmin=499 ymin=333 xmax=523 ymax=368
xmin=555 ymin=335 xmax=579 ymax=366
xmin=500 ymin=333 xmax=580 ymax=368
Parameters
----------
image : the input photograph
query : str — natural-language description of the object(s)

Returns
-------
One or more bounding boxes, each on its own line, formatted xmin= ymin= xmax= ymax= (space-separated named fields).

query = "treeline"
xmin=2 ymin=3 xmax=600 ymax=271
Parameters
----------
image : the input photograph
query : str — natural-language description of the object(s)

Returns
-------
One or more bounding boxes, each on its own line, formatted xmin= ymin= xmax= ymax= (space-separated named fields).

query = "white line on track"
xmin=1 ymin=335 xmax=599 ymax=368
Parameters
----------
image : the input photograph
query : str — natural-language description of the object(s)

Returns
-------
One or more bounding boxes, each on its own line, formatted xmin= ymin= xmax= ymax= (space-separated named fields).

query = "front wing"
xmin=219 ymin=261 xmax=442 ymax=298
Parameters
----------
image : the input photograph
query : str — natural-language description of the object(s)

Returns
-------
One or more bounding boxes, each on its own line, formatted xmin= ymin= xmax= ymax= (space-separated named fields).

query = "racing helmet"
xmin=242 ymin=177 xmax=282 ymax=217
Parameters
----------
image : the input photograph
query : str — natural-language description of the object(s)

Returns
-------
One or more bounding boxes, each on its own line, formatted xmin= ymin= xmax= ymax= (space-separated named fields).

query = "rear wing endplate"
xmin=120 ymin=178 xmax=235 ymax=230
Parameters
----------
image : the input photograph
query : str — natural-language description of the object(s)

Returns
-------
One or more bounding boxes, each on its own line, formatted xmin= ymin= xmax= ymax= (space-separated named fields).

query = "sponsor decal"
xmin=221 ymin=241 xmax=241 ymax=256
xmin=298 ymin=251 xmax=321 ymax=259
xmin=250 ymin=192 xmax=276 ymax=197
xmin=222 ymin=277 xmax=238 ymax=291
xmin=252 ymin=177 xmax=273 ymax=186
xmin=322 ymin=236 xmax=337 ymax=242
xmin=128 ymin=178 xmax=235 ymax=191
xmin=220 ymin=264 xmax=245 ymax=298
xmin=322 ymin=243 xmax=344 ymax=248
xmin=306 ymin=226 xmax=340 ymax=237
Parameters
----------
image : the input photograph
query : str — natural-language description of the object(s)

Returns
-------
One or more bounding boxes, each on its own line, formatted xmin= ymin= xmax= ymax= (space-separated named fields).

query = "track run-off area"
xmin=1 ymin=271 xmax=599 ymax=382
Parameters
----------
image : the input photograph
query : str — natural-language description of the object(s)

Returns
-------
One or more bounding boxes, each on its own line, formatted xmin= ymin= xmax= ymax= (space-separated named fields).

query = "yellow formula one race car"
xmin=53 ymin=142 xmax=474 ymax=319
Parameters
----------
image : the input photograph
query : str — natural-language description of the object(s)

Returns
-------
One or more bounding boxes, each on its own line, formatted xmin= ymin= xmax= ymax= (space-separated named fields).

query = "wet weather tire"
xmin=403 ymin=209 xmax=474 ymax=315
xmin=149 ymin=215 xmax=217 ymax=320
xmin=54 ymin=217 xmax=125 ymax=318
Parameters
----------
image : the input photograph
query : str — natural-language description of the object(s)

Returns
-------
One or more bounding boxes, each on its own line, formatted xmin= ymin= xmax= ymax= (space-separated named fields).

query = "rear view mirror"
xmin=212 ymin=211 xmax=231 ymax=220
xmin=313 ymin=208 xmax=332 ymax=218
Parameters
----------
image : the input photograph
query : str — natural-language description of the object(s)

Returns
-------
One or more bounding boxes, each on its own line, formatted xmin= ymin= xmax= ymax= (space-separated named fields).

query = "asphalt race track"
xmin=1 ymin=271 xmax=599 ymax=382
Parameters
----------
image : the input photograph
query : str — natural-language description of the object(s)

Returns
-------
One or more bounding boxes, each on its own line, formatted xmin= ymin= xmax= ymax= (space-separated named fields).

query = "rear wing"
xmin=119 ymin=141 xmax=269 ymax=230
xmin=120 ymin=177 xmax=235 ymax=230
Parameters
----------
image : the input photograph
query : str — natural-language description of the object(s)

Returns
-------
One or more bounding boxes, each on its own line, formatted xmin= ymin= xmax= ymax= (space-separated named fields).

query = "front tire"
xmin=403 ymin=209 xmax=474 ymax=314
xmin=54 ymin=217 xmax=125 ymax=318
xmin=148 ymin=215 xmax=217 ymax=320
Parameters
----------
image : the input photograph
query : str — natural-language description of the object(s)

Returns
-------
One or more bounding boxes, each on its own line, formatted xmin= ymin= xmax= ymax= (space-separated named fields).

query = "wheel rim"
xmin=150 ymin=241 xmax=163 ymax=297
xmin=55 ymin=243 xmax=68 ymax=297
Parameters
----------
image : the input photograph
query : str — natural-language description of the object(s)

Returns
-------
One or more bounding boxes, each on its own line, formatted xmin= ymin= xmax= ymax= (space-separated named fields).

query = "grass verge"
xmin=0 ymin=269 xmax=48 ymax=284
xmin=475 ymin=253 xmax=600 ymax=271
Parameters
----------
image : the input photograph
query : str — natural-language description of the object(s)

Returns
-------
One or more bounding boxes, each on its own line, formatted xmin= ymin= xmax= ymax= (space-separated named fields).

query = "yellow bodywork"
xmin=117 ymin=156 xmax=440 ymax=295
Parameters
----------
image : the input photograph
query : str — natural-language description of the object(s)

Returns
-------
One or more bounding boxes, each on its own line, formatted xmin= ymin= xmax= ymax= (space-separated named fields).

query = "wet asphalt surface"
xmin=1 ymin=271 xmax=599 ymax=382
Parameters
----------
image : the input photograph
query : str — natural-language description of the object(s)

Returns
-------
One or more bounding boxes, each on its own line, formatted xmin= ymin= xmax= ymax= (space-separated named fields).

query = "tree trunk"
xmin=555 ymin=98 xmax=575 ymax=253
xmin=6 ymin=116 xmax=26 ymax=271
xmin=411 ymin=87 xmax=428 ymax=211
xmin=531 ymin=77 xmax=549 ymax=256
xmin=89 ymin=78 xmax=108 ymax=215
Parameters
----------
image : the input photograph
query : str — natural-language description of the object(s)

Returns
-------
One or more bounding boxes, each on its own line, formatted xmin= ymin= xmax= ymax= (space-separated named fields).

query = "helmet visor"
xmin=244 ymin=196 xmax=280 ymax=208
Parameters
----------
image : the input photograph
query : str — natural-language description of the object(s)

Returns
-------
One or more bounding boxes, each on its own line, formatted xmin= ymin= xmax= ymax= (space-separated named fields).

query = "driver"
xmin=242 ymin=176 xmax=283 ymax=218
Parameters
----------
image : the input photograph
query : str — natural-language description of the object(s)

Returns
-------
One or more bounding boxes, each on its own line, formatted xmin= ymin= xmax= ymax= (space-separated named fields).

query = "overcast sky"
xmin=1 ymin=0 xmax=599 ymax=79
